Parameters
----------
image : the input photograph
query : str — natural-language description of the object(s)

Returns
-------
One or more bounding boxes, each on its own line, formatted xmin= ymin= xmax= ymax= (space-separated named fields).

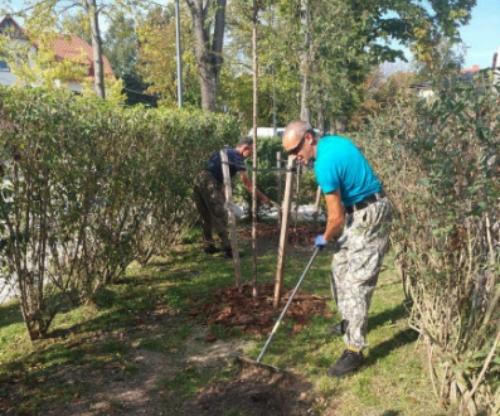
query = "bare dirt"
xmin=183 ymin=363 xmax=317 ymax=416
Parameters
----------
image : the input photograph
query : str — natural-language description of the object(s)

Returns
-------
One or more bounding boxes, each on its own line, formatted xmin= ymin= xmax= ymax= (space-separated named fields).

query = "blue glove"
xmin=314 ymin=234 xmax=327 ymax=249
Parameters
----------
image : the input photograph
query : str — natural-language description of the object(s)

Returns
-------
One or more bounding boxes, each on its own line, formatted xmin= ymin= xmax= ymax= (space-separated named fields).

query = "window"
xmin=0 ymin=60 xmax=10 ymax=72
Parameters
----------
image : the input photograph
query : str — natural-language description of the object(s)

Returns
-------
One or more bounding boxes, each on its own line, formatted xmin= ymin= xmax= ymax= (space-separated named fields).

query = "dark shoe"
xmin=330 ymin=319 xmax=348 ymax=336
xmin=327 ymin=349 xmax=364 ymax=377
xmin=204 ymin=245 xmax=220 ymax=254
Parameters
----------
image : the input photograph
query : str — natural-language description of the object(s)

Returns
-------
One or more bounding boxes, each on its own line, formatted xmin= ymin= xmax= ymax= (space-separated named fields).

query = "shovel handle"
xmin=256 ymin=247 xmax=320 ymax=363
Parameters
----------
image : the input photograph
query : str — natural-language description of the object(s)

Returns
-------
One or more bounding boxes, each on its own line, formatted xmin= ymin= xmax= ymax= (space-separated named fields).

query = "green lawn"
xmin=0 ymin=230 xmax=445 ymax=415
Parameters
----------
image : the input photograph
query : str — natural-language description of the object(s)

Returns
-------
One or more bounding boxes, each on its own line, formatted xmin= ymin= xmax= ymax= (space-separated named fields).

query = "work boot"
xmin=203 ymin=245 xmax=220 ymax=254
xmin=327 ymin=349 xmax=364 ymax=377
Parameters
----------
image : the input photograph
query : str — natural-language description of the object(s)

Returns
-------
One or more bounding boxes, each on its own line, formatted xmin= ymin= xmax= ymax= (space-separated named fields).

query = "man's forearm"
xmin=323 ymin=218 xmax=343 ymax=241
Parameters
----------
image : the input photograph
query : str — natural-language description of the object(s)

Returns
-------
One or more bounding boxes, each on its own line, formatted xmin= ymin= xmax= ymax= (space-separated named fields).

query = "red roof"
xmin=51 ymin=34 xmax=114 ymax=77
xmin=1 ymin=16 xmax=113 ymax=77
xmin=461 ymin=64 xmax=480 ymax=74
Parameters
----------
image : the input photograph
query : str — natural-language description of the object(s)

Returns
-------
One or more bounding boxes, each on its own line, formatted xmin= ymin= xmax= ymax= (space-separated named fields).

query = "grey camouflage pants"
xmin=331 ymin=197 xmax=393 ymax=350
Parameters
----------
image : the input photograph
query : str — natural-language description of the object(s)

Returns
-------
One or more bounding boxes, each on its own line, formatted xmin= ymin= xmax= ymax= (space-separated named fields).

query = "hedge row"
xmin=0 ymin=87 xmax=239 ymax=339
xmin=356 ymin=75 xmax=498 ymax=414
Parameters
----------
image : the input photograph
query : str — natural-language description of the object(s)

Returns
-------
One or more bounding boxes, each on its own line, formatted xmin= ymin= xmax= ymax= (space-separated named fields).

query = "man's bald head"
xmin=282 ymin=120 xmax=314 ymax=153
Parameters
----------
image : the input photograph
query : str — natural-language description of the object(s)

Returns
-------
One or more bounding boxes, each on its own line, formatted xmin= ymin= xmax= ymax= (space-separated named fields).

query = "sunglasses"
xmin=286 ymin=130 xmax=312 ymax=155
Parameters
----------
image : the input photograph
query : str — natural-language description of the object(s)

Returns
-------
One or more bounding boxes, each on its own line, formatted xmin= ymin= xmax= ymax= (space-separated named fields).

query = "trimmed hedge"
xmin=0 ymin=87 xmax=239 ymax=339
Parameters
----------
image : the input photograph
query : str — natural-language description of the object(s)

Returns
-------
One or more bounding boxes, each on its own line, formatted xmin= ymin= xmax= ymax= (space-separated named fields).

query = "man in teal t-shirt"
xmin=314 ymin=135 xmax=382 ymax=207
xmin=282 ymin=120 xmax=393 ymax=377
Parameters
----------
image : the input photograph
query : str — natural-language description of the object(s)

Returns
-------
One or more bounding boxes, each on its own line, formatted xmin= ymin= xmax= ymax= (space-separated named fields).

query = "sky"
xmin=2 ymin=0 xmax=499 ymax=68
xmin=459 ymin=0 xmax=499 ymax=68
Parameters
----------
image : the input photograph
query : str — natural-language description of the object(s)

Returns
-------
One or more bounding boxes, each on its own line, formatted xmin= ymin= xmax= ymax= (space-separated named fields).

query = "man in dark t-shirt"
xmin=193 ymin=138 xmax=272 ymax=258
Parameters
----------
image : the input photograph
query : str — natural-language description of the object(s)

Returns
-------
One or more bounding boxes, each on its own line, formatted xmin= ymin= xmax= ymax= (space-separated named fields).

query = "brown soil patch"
xmin=191 ymin=284 xmax=331 ymax=336
xmin=183 ymin=363 xmax=317 ymax=416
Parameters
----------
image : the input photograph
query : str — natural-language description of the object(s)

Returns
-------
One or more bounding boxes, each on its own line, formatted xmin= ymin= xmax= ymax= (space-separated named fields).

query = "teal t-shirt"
xmin=314 ymin=135 xmax=382 ymax=207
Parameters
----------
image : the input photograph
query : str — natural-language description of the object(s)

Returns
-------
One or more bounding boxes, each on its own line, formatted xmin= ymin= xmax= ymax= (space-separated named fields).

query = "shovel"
xmin=237 ymin=247 xmax=320 ymax=373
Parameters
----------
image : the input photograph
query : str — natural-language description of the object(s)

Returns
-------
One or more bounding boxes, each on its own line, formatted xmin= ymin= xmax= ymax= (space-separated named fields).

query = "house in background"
xmin=0 ymin=15 xmax=27 ymax=87
xmin=0 ymin=15 xmax=113 ymax=93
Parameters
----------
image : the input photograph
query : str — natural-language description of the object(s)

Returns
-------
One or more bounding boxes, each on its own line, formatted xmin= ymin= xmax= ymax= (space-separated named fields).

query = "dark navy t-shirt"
xmin=206 ymin=148 xmax=246 ymax=183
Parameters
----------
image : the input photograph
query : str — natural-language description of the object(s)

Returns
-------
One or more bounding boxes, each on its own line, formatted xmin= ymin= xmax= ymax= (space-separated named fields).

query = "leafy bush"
xmin=357 ymin=74 xmax=498 ymax=415
xmin=0 ymin=87 xmax=239 ymax=339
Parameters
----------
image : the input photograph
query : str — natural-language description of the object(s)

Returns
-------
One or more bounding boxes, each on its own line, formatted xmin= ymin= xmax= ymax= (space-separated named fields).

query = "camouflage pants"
xmin=192 ymin=171 xmax=230 ymax=249
xmin=331 ymin=197 xmax=393 ymax=350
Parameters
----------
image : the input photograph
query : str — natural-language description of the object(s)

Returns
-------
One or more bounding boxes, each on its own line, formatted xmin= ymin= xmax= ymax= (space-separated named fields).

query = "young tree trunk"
xmin=185 ymin=0 xmax=227 ymax=111
xmin=299 ymin=0 xmax=311 ymax=123
xmin=251 ymin=0 xmax=259 ymax=298
xmin=83 ymin=0 xmax=105 ymax=99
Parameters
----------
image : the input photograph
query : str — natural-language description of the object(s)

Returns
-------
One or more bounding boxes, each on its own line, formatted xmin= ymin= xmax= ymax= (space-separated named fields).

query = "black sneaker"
xmin=327 ymin=349 xmax=364 ymax=377
xmin=204 ymin=245 xmax=220 ymax=254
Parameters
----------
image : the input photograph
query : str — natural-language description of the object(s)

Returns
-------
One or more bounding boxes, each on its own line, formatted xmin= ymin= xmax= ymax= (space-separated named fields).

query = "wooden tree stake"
xmin=313 ymin=186 xmax=321 ymax=223
xmin=294 ymin=163 xmax=301 ymax=231
xmin=220 ymin=147 xmax=242 ymax=289
xmin=276 ymin=151 xmax=282 ymax=226
xmin=273 ymin=156 xmax=295 ymax=308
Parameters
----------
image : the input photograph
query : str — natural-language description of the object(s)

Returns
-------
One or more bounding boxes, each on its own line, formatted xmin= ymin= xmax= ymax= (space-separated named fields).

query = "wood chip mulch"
xmin=190 ymin=284 xmax=331 ymax=337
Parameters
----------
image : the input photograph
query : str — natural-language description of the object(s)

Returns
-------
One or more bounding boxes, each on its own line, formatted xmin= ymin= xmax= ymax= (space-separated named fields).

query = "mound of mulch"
xmin=190 ymin=284 xmax=331 ymax=337
xmin=184 ymin=362 xmax=317 ymax=416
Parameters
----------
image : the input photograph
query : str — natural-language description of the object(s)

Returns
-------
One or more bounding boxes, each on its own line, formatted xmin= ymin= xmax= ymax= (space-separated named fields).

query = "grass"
xmin=0 ymin=228 xmax=446 ymax=415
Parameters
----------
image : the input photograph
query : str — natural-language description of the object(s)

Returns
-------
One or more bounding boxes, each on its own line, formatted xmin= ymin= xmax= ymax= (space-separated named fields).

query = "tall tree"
xmin=103 ymin=10 xmax=150 ymax=104
xmin=136 ymin=3 xmax=199 ymax=106
xmin=83 ymin=0 xmax=105 ymax=97
xmin=104 ymin=11 xmax=137 ymax=79
xmin=299 ymin=0 xmax=311 ymax=122
xmin=184 ymin=0 xmax=226 ymax=111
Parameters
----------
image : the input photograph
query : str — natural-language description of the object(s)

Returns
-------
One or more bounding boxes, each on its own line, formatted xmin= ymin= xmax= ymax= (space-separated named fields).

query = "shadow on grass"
xmin=0 ymin=301 xmax=23 ymax=329
xmin=368 ymin=302 xmax=409 ymax=331
xmin=365 ymin=328 xmax=418 ymax=367
xmin=1 ymin=289 xmax=84 ymax=332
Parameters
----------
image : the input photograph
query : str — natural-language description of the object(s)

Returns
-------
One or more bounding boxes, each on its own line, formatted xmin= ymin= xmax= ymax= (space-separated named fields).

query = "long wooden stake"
xmin=276 ymin=151 xmax=282 ymax=226
xmin=221 ymin=147 xmax=242 ymax=289
xmin=313 ymin=186 xmax=321 ymax=223
xmin=273 ymin=156 xmax=295 ymax=308
xmin=294 ymin=163 xmax=301 ymax=231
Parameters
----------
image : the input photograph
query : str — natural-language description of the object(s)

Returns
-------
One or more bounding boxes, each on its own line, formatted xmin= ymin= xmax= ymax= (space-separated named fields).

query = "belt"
xmin=345 ymin=191 xmax=385 ymax=214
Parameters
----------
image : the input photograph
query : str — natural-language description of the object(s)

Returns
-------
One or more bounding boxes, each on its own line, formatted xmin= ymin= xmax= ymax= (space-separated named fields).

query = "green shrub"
xmin=356 ymin=74 xmax=499 ymax=415
xmin=0 ymin=87 xmax=239 ymax=339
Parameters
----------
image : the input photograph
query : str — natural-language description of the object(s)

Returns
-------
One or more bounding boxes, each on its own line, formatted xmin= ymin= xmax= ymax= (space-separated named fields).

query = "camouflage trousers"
xmin=331 ymin=197 xmax=393 ymax=351
xmin=192 ymin=170 xmax=230 ymax=249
